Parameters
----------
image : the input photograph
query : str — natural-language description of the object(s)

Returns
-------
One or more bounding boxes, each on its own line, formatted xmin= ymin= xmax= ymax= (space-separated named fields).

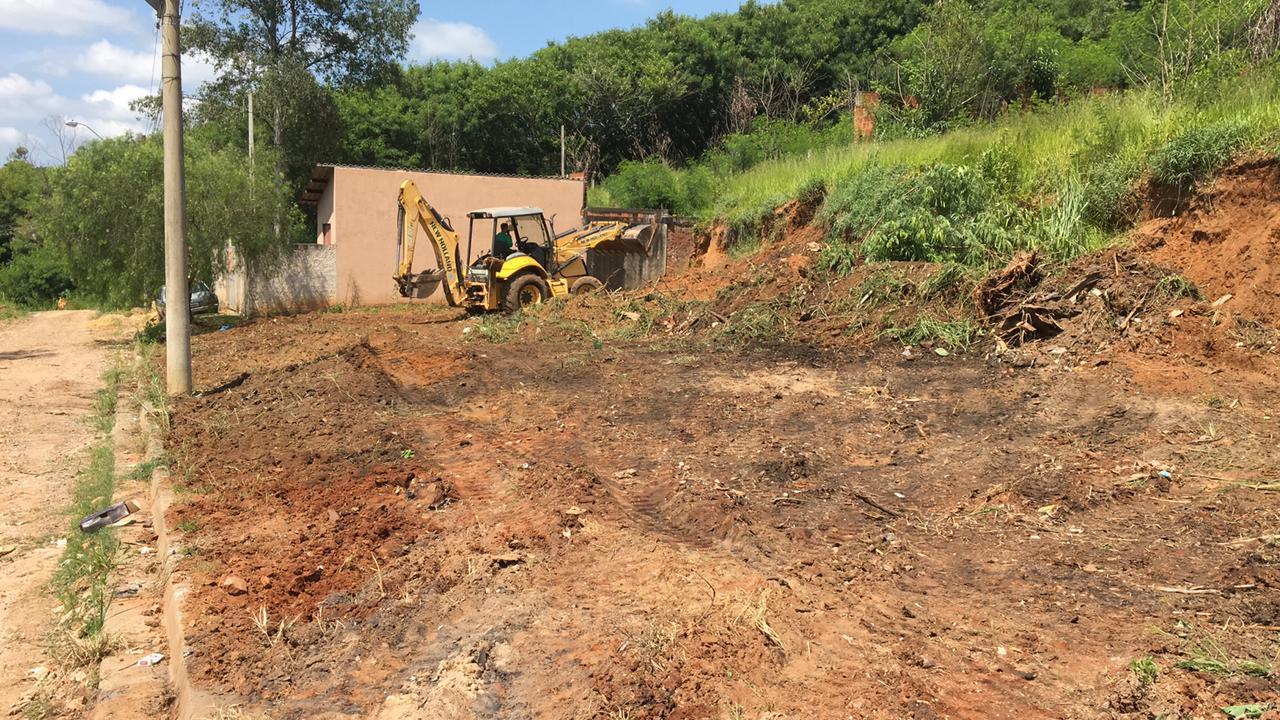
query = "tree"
xmin=1109 ymin=0 xmax=1265 ymax=97
xmin=34 ymin=131 xmax=302 ymax=308
xmin=0 ymin=154 xmax=67 ymax=307
xmin=879 ymin=1 xmax=1001 ymax=124
xmin=0 ymin=154 xmax=44 ymax=265
xmin=186 ymin=0 xmax=418 ymax=184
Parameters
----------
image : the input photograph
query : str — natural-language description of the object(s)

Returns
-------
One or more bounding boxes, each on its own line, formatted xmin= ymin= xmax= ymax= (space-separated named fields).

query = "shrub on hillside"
xmin=1149 ymin=120 xmax=1250 ymax=188
xmin=819 ymin=163 xmax=1027 ymax=268
xmin=603 ymin=159 xmax=715 ymax=216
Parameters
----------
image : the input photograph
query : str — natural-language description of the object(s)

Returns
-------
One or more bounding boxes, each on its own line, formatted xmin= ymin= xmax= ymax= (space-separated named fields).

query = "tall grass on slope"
xmin=711 ymin=72 xmax=1280 ymax=266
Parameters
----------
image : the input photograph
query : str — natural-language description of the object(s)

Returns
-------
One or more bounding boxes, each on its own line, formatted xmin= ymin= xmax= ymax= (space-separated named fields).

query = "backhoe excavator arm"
xmin=394 ymin=179 xmax=467 ymax=305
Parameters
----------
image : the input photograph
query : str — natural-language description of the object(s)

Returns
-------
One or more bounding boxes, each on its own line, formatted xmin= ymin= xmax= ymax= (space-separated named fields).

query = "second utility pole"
xmin=160 ymin=0 xmax=191 ymax=394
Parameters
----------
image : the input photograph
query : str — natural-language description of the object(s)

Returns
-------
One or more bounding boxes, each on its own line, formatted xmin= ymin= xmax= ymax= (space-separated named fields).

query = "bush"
xmin=602 ymin=158 xmax=718 ymax=216
xmin=1149 ymin=121 xmax=1250 ymax=188
xmin=823 ymin=163 xmax=1026 ymax=266
xmin=976 ymin=142 xmax=1024 ymax=196
xmin=704 ymin=117 xmax=858 ymax=177
xmin=0 ymin=244 xmax=73 ymax=307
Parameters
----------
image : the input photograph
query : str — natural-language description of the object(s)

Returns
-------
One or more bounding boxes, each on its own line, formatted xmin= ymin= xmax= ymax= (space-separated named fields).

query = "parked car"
xmin=157 ymin=281 xmax=219 ymax=320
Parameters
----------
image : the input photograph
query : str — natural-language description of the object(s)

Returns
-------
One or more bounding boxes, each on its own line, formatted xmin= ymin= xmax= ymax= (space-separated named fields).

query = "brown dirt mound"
xmin=1135 ymin=158 xmax=1280 ymax=323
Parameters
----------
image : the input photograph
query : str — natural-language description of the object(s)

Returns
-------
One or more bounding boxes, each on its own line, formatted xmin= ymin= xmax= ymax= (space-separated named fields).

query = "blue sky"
xmin=0 ymin=0 xmax=749 ymax=162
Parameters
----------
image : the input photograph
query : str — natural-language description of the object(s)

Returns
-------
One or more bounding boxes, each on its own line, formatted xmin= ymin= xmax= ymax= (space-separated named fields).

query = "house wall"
xmin=316 ymin=179 xmax=335 ymax=245
xmin=328 ymin=166 xmax=585 ymax=306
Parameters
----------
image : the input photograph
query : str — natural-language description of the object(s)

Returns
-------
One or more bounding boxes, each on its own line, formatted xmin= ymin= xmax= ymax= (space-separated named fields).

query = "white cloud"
xmin=78 ymin=40 xmax=154 ymax=83
xmin=76 ymin=40 xmax=220 ymax=88
xmin=0 ymin=0 xmax=138 ymax=36
xmin=0 ymin=127 xmax=23 ymax=145
xmin=0 ymin=73 xmax=60 ymax=120
xmin=411 ymin=18 xmax=499 ymax=61
xmin=80 ymin=83 xmax=149 ymax=133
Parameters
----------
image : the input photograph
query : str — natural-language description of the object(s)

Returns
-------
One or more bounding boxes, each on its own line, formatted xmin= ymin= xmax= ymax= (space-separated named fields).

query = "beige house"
xmin=304 ymin=164 xmax=586 ymax=307
xmin=218 ymin=164 xmax=586 ymax=314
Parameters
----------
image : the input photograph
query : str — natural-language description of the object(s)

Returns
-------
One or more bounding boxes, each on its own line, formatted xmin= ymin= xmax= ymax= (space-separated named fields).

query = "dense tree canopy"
xmin=33 ymin=131 xmax=302 ymax=308
xmin=328 ymin=0 xmax=1268 ymax=179
xmin=186 ymin=0 xmax=419 ymax=186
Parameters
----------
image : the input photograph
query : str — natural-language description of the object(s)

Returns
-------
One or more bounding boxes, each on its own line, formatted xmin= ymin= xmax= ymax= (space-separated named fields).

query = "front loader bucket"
xmin=591 ymin=221 xmax=655 ymax=254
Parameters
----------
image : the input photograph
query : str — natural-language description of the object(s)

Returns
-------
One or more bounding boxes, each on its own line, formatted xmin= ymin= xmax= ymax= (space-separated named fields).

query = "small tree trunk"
xmin=273 ymin=99 xmax=284 ymax=238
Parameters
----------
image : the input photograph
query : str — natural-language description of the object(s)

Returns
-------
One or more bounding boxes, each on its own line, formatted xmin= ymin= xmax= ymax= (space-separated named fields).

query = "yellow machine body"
xmin=393 ymin=179 xmax=655 ymax=313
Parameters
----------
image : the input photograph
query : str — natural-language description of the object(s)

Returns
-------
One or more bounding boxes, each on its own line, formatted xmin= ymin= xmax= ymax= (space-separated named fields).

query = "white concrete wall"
xmin=217 ymin=244 xmax=337 ymax=317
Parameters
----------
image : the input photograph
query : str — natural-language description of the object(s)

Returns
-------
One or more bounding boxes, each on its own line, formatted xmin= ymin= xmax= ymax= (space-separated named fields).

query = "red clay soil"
xmin=165 ymin=167 xmax=1280 ymax=720
xmin=1137 ymin=158 xmax=1280 ymax=322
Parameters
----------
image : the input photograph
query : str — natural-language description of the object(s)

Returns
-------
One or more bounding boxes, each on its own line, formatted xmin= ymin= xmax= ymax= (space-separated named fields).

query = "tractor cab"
xmin=466 ymin=207 xmax=555 ymax=272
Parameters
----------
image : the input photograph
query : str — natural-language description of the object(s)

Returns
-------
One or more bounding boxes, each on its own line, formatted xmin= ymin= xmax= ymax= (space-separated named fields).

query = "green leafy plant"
xmin=1081 ymin=157 xmax=1142 ymax=231
xmin=1130 ymin=656 xmax=1159 ymax=686
xmin=1221 ymin=704 xmax=1271 ymax=719
xmin=922 ymin=262 xmax=977 ymax=300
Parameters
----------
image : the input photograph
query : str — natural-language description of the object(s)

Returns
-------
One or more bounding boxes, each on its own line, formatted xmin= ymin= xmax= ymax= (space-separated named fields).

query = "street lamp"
xmin=64 ymin=121 xmax=104 ymax=139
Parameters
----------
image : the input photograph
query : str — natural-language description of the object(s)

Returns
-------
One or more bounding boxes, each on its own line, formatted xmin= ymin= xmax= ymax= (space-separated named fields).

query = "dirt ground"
xmin=0 ymin=311 xmax=115 ymax=714
xmin=167 ymin=166 xmax=1280 ymax=719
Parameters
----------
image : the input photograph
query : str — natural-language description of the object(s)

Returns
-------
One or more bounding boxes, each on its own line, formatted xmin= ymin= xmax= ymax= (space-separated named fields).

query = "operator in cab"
xmin=494 ymin=222 xmax=515 ymax=258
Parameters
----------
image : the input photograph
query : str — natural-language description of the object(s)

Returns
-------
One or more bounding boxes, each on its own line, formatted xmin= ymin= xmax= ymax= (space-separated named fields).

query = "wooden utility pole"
xmin=157 ymin=0 xmax=191 ymax=394
xmin=560 ymin=124 xmax=566 ymax=177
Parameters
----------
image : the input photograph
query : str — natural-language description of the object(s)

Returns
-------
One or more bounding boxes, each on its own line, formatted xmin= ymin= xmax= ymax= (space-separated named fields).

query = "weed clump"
xmin=1149 ymin=121 xmax=1250 ymax=189
xmin=882 ymin=316 xmax=979 ymax=349
xmin=815 ymin=160 xmax=1102 ymax=272
xmin=1130 ymin=656 xmax=1159 ymax=686
xmin=715 ymin=303 xmax=788 ymax=345
xmin=1155 ymin=273 xmax=1203 ymax=299
xmin=1081 ymin=158 xmax=1143 ymax=231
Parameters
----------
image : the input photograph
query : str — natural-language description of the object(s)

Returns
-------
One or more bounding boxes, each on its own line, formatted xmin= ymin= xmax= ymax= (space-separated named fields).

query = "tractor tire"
xmin=569 ymin=276 xmax=604 ymax=296
xmin=504 ymin=274 xmax=550 ymax=312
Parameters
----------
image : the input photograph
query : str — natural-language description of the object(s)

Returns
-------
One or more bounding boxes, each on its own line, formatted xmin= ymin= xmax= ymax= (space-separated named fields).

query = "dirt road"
xmin=0 ymin=311 xmax=113 ymax=712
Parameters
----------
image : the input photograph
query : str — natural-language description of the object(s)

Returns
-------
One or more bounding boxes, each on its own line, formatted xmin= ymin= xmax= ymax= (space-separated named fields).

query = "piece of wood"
xmin=853 ymin=492 xmax=900 ymax=518
xmin=1155 ymin=585 xmax=1220 ymax=595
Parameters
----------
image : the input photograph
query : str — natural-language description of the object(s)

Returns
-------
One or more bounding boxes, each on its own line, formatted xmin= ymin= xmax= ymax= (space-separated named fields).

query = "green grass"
xmin=124 ymin=454 xmax=168 ymax=482
xmin=686 ymin=72 xmax=1280 ymax=268
xmin=1169 ymin=621 xmax=1274 ymax=681
xmin=50 ymin=360 xmax=127 ymax=674
xmin=0 ymin=300 xmax=26 ymax=322
xmin=469 ymin=314 xmax=522 ymax=343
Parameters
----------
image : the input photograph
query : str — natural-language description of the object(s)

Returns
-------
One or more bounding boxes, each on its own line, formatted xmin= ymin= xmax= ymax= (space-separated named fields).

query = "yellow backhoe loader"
xmin=393 ymin=179 xmax=656 ymax=312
